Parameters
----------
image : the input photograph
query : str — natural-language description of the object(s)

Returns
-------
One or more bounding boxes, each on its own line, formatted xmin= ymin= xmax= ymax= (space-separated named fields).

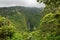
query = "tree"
xmin=37 ymin=0 xmax=60 ymax=7
xmin=39 ymin=13 xmax=60 ymax=40
xmin=37 ymin=0 xmax=60 ymax=13
xmin=0 ymin=16 xmax=16 ymax=40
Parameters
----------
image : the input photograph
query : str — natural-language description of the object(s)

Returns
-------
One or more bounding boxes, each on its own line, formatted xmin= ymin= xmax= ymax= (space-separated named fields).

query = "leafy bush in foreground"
xmin=0 ymin=16 xmax=16 ymax=40
xmin=39 ymin=13 xmax=60 ymax=40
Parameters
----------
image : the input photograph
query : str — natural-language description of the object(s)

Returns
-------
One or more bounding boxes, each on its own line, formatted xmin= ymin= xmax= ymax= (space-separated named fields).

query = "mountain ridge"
xmin=0 ymin=6 xmax=44 ymax=31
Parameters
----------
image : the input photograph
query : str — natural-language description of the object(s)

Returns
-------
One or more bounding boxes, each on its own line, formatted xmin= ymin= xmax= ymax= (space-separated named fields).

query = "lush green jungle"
xmin=0 ymin=0 xmax=60 ymax=40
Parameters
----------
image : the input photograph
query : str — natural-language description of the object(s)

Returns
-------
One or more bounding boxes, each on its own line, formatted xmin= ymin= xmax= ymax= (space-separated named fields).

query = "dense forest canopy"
xmin=37 ymin=0 xmax=60 ymax=40
xmin=0 ymin=0 xmax=60 ymax=40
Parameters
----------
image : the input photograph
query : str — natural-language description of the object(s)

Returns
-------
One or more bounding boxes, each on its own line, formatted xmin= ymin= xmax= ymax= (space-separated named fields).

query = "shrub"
xmin=39 ymin=13 xmax=60 ymax=40
xmin=0 ymin=16 xmax=16 ymax=40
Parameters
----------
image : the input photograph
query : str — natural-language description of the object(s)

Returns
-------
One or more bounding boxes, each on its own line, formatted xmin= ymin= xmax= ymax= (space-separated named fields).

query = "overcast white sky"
xmin=0 ymin=0 xmax=45 ymax=8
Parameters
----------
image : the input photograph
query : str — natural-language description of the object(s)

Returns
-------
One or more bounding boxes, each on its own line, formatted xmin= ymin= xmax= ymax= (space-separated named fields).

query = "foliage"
xmin=39 ymin=13 xmax=60 ymax=40
xmin=0 ymin=0 xmax=60 ymax=39
xmin=0 ymin=16 xmax=16 ymax=40
xmin=38 ymin=0 xmax=60 ymax=7
xmin=37 ymin=0 xmax=60 ymax=40
xmin=11 ymin=32 xmax=31 ymax=40
xmin=37 ymin=0 xmax=60 ymax=14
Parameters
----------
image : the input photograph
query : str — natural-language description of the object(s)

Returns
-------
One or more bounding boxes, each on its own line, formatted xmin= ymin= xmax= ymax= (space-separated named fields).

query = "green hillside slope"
xmin=0 ymin=6 xmax=43 ymax=31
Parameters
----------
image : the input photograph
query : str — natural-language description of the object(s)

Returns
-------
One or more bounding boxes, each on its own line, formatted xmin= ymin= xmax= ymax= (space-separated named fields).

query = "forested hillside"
xmin=0 ymin=0 xmax=60 ymax=40
xmin=0 ymin=6 xmax=43 ymax=31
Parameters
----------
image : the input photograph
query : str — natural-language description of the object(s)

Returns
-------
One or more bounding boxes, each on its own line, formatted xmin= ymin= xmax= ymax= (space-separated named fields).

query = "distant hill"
xmin=0 ymin=6 xmax=44 ymax=31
